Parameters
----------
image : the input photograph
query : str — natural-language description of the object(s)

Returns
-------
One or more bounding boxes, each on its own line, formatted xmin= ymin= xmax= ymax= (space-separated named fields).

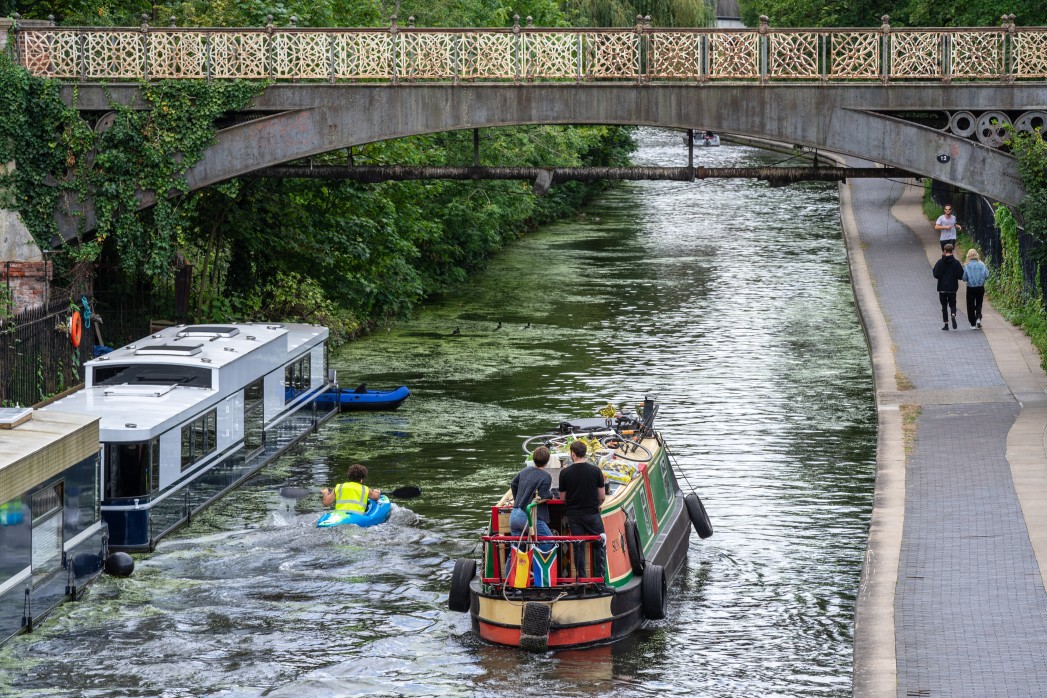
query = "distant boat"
xmin=312 ymin=385 xmax=411 ymax=412
xmin=701 ymin=132 xmax=721 ymax=147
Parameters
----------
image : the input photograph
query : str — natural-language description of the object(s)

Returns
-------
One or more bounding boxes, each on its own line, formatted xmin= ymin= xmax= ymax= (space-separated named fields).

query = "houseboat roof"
xmin=0 ymin=409 xmax=99 ymax=503
xmin=40 ymin=323 xmax=327 ymax=440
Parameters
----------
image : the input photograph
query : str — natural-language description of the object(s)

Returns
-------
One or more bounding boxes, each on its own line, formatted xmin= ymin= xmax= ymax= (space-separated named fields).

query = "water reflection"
xmin=1 ymin=130 xmax=874 ymax=697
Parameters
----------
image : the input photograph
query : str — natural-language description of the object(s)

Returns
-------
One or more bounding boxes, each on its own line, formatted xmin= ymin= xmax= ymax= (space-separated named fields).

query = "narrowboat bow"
xmin=448 ymin=398 xmax=713 ymax=650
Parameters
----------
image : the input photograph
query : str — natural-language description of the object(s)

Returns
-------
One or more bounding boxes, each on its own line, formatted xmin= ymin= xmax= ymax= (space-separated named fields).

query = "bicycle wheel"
xmin=598 ymin=434 xmax=653 ymax=462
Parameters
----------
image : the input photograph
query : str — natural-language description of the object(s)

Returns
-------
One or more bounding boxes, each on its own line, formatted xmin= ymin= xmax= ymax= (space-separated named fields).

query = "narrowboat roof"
xmin=40 ymin=323 xmax=327 ymax=440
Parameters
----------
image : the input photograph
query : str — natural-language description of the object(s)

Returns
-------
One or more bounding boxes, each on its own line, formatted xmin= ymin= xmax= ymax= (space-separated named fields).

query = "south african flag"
xmin=532 ymin=547 xmax=558 ymax=587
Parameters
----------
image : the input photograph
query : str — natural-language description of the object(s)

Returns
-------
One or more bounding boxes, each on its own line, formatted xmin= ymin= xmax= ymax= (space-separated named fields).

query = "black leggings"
xmin=939 ymin=292 xmax=957 ymax=322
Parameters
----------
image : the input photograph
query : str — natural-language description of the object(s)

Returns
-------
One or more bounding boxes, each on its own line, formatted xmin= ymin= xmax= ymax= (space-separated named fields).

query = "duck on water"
xmin=448 ymin=397 xmax=713 ymax=650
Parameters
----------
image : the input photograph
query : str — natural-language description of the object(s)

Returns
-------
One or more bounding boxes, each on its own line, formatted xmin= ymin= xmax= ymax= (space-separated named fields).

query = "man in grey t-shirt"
xmin=935 ymin=204 xmax=962 ymax=251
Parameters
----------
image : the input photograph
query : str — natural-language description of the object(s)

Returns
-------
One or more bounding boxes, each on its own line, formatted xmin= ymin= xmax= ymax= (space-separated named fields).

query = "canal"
xmin=0 ymin=129 xmax=876 ymax=697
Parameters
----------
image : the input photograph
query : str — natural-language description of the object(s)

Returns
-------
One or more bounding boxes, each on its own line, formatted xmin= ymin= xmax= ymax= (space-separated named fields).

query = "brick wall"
xmin=2 ymin=260 xmax=51 ymax=311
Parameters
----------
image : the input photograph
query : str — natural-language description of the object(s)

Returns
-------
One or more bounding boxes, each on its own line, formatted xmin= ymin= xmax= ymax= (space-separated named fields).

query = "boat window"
xmin=244 ymin=379 xmax=264 ymax=453
xmin=105 ymin=442 xmax=151 ymax=499
xmin=31 ymin=483 xmax=63 ymax=575
xmin=94 ymin=364 xmax=213 ymax=389
xmin=181 ymin=409 xmax=218 ymax=472
xmin=149 ymin=437 xmax=161 ymax=493
xmin=284 ymin=356 xmax=311 ymax=399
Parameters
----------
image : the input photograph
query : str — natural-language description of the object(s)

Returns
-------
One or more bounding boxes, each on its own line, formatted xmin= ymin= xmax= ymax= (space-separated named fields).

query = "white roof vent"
xmin=134 ymin=343 xmax=204 ymax=356
xmin=176 ymin=325 xmax=241 ymax=339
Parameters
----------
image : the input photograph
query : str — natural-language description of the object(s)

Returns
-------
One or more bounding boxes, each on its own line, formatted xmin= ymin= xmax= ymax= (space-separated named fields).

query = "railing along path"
xmin=8 ymin=14 xmax=1047 ymax=83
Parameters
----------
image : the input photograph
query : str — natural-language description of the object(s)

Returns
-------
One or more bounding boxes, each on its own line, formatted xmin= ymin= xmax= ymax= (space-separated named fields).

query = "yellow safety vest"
xmin=334 ymin=482 xmax=370 ymax=513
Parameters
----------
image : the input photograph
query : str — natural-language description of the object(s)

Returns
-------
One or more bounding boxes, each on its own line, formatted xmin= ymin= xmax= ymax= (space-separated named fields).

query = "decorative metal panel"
xmin=21 ymin=30 xmax=79 ymax=77
xmin=585 ymin=32 xmax=638 ymax=79
xmin=333 ymin=32 xmax=393 ymax=79
xmin=890 ymin=31 xmax=942 ymax=78
xmin=84 ymin=32 xmax=143 ymax=78
xmin=271 ymin=32 xmax=330 ymax=79
xmin=708 ymin=33 xmax=758 ymax=79
xmin=648 ymin=32 xmax=701 ymax=79
xmin=829 ymin=32 xmax=880 ymax=78
xmin=397 ymin=32 xmax=456 ymax=79
xmin=770 ymin=32 xmax=819 ymax=78
xmin=1014 ymin=31 xmax=1047 ymax=78
xmin=523 ymin=32 xmax=578 ymax=79
xmin=209 ymin=32 xmax=268 ymax=78
xmin=950 ymin=32 xmax=1002 ymax=78
xmin=148 ymin=32 xmax=206 ymax=79
xmin=459 ymin=32 xmax=515 ymax=79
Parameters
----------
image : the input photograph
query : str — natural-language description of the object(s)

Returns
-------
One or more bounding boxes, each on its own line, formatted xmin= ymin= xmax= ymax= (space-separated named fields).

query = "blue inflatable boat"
xmin=313 ymin=385 xmax=411 ymax=412
xmin=316 ymin=495 xmax=392 ymax=528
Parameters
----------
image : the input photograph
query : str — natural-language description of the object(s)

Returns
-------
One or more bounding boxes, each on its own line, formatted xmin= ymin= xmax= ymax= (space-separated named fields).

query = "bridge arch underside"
xmin=65 ymin=83 xmax=1037 ymax=239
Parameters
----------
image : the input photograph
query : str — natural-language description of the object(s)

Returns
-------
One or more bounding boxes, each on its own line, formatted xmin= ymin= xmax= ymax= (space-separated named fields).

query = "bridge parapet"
xmin=10 ymin=16 xmax=1047 ymax=83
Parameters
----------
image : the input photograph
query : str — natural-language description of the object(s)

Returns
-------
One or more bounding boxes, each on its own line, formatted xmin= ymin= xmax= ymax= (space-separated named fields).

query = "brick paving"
xmin=850 ymin=179 xmax=1047 ymax=696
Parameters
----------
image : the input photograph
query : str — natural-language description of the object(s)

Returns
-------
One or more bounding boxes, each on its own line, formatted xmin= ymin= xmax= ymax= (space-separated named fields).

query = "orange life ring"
xmin=70 ymin=310 xmax=82 ymax=348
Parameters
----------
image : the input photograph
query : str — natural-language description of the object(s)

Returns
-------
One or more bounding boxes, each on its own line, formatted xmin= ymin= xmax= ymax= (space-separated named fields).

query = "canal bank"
xmin=846 ymin=177 xmax=1047 ymax=697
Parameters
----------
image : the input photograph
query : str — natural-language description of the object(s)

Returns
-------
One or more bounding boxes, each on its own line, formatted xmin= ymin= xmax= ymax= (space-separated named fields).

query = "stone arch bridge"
xmin=11 ymin=19 xmax=1047 ymax=239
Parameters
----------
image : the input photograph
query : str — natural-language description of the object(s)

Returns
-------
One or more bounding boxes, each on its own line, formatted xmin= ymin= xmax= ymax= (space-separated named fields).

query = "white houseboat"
xmin=42 ymin=323 xmax=336 ymax=552
xmin=0 ymin=407 xmax=107 ymax=647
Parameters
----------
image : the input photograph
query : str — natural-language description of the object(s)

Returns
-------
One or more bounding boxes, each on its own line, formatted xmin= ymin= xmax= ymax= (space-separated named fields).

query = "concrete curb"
xmin=842 ymin=178 xmax=908 ymax=698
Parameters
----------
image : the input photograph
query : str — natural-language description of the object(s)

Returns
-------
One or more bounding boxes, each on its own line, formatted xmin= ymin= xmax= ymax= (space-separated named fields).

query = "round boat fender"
xmin=624 ymin=519 xmax=645 ymax=576
xmin=641 ymin=563 xmax=667 ymax=620
xmin=104 ymin=551 xmax=135 ymax=577
xmin=685 ymin=493 xmax=714 ymax=539
xmin=448 ymin=558 xmax=476 ymax=612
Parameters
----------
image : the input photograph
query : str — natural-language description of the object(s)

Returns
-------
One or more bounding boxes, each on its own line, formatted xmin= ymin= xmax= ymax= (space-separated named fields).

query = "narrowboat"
xmin=42 ymin=323 xmax=338 ymax=552
xmin=448 ymin=397 xmax=713 ymax=650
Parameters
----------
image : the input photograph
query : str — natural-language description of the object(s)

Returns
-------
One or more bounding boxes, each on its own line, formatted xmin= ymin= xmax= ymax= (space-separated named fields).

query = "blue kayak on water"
xmin=316 ymin=496 xmax=392 ymax=528
xmin=312 ymin=385 xmax=411 ymax=412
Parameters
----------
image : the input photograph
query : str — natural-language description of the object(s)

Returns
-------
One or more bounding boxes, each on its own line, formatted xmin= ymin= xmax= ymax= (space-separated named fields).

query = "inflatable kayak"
xmin=313 ymin=385 xmax=411 ymax=412
xmin=316 ymin=495 xmax=392 ymax=528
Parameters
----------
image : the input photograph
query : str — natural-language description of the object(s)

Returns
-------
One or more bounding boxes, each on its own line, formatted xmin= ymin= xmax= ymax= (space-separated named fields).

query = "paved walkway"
xmin=846 ymin=178 xmax=1047 ymax=697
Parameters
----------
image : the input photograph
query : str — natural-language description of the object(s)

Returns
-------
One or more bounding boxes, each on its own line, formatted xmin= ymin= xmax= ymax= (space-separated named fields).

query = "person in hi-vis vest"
xmin=321 ymin=464 xmax=382 ymax=513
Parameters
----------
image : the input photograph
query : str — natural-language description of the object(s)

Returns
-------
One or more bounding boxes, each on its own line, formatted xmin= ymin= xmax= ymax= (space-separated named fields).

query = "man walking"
xmin=559 ymin=439 xmax=607 ymax=587
xmin=933 ymin=243 xmax=966 ymax=331
xmin=934 ymin=204 xmax=962 ymax=251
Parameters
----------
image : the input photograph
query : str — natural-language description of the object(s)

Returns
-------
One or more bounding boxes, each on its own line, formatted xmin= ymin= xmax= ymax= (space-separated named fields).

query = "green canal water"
xmin=0 ymin=129 xmax=875 ymax=696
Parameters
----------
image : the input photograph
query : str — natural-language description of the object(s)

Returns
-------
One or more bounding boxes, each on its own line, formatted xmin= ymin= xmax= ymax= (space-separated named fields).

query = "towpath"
xmin=846 ymin=177 xmax=1047 ymax=697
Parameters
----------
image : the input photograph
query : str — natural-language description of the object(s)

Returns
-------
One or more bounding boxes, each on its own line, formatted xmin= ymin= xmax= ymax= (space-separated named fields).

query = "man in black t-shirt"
xmin=559 ymin=439 xmax=607 ymax=583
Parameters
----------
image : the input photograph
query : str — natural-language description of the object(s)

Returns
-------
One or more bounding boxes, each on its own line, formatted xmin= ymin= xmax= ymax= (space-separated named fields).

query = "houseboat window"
xmin=105 ymin=442 xmax=151 ymax=499
xmin=31 ymin=483 xmax=63 ymax=575
xmin=94 ymin=364 xmax=213 ymax=389
xmin=284 ymin=356 xmax=311 ymax=399
xmin=149 ymin=437 xmax=161 ymax=493
xmin=181 ymin=408 xmax=219 ymax=471
xmin=244 ymin=379 xmax=264 ymax=453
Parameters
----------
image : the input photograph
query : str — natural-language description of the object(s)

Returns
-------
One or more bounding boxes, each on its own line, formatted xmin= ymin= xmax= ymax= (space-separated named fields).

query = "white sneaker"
xmin=976 ymin=320 xmax=982 ymax=328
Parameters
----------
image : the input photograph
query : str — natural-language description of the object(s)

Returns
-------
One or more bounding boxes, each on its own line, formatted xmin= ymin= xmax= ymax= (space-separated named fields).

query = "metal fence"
xmin=931 ymin=180 xmax=1047 ymax=304
xmin=10 ymin=15 xmax=1047 ymax=83
xmin=0 ymin=297 xmax=93 ymax=407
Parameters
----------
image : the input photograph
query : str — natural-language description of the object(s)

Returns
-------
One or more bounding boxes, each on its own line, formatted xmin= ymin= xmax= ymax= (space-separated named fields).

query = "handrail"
xmin=10 ymin=15 xmax=1047 ymax=82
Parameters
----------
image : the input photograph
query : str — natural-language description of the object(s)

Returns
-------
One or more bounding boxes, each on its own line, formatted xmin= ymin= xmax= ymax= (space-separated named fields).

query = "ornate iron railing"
xmin=9 ymin=14 xmax=1047 ymax=82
